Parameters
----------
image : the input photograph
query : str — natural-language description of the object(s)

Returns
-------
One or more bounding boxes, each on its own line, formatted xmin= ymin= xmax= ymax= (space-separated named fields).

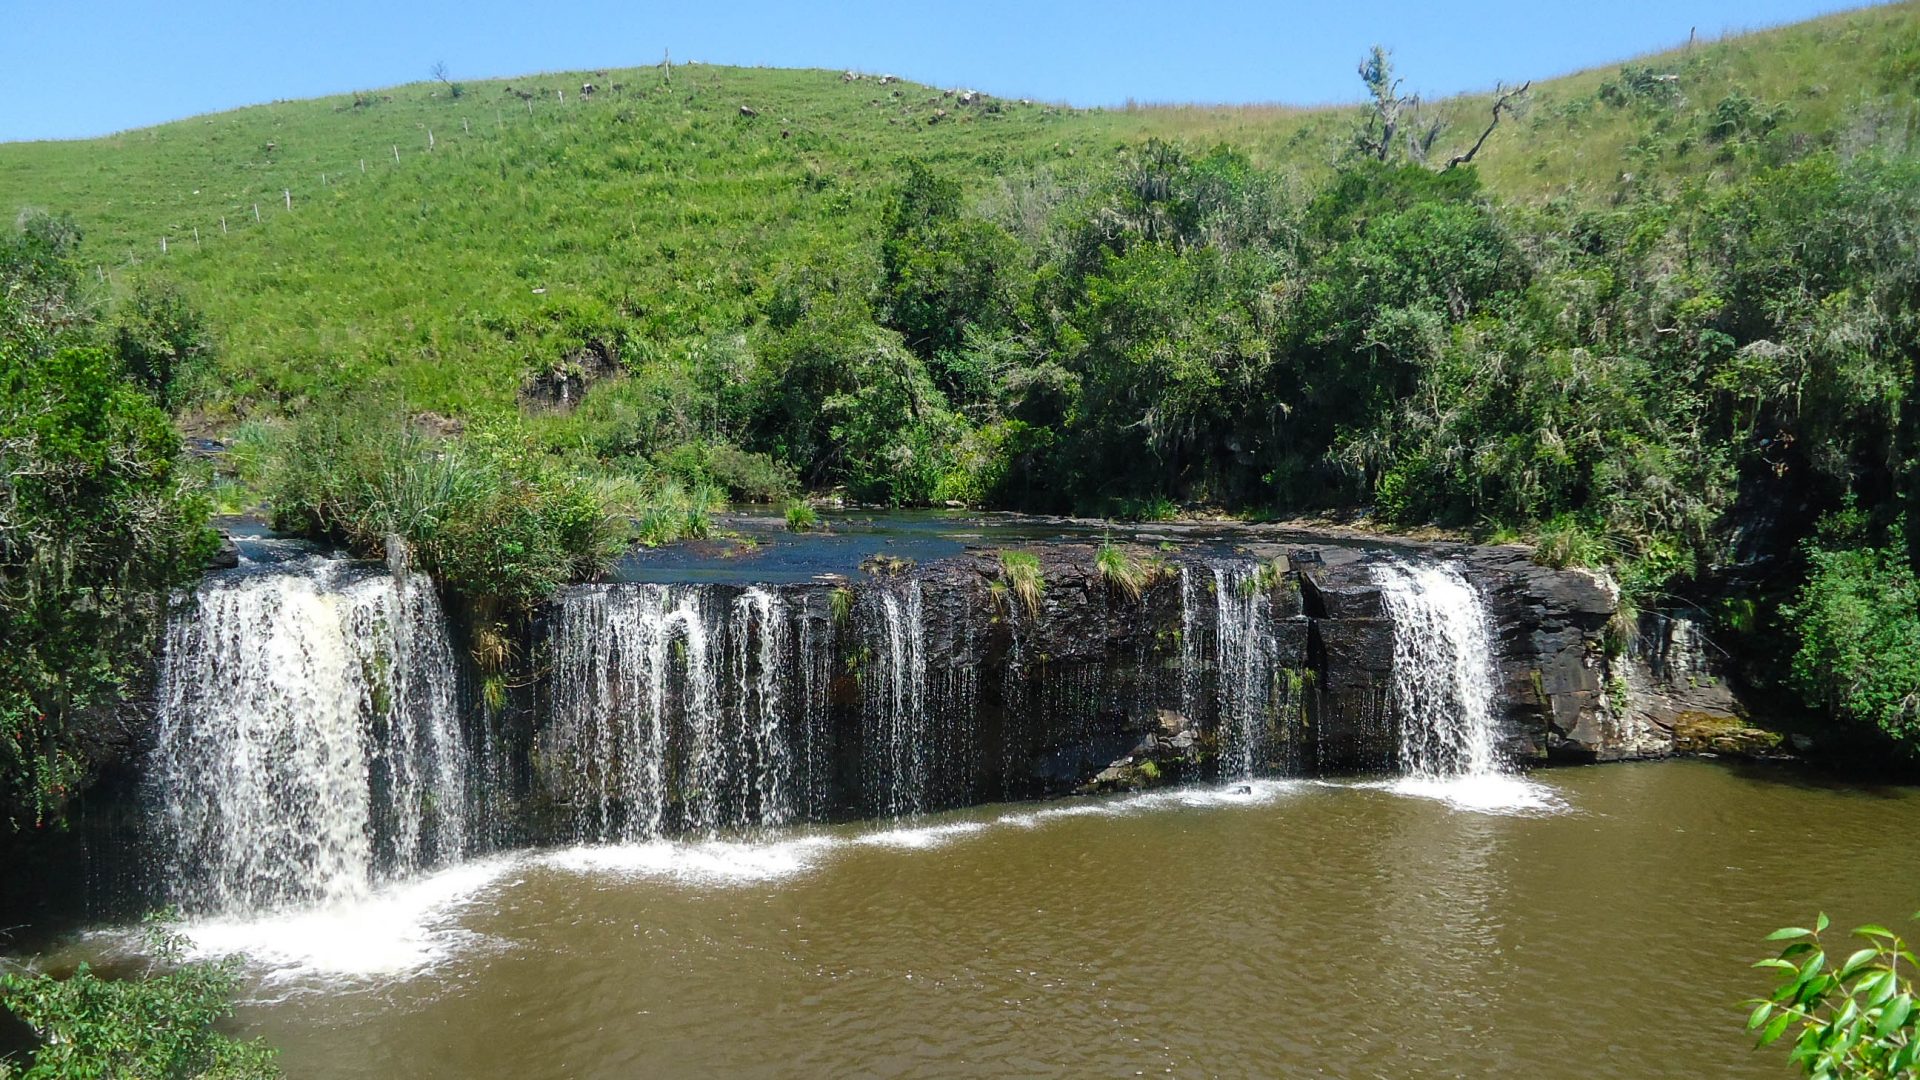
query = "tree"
xmin=1352 ymin=47 xmax=1442 ymax=164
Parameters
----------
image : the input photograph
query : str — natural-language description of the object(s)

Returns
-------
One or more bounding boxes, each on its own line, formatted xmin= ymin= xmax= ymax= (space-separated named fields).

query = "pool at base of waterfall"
xmin=39 ymin=760 xmax=1919 ymax=1079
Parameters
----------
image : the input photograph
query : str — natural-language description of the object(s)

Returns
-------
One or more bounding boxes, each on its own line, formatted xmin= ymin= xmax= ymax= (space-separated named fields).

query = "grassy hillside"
xmin=1 ymin=2 xmax=1915 ymax=424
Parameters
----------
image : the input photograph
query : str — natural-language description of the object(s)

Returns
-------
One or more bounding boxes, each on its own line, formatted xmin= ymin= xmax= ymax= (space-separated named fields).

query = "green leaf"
xmin=1838 ymin=948 xmax=1878 ymax=978
xmin=1760 ymin=1011 xmax=1794 ymax=1046
xmin=1876 ymin=996 xmax=1912 ymax=1038
xmin=1854 ymin=924 xmax=1895 ymax=940
xmin=1748 ymin=1001 xmax=1773 ymax=1030
xmin=1816 ymin=912 xmax=1830 ymax=933
xmin=1768 ymin=927 xmax=1814 ymax=941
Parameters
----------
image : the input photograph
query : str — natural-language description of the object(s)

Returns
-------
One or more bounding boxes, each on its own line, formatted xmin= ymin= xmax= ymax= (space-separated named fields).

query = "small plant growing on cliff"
xmin=999 ymin=551 xmax=1045 ymax=617
xmin=1238 ymin=556 xmax=1291 ymax=596
xmin=1095 ymin=542 xmax=1147 ymax=601
xmin=785 ymin=500 xmax=819 ymax=532
xmin=1746 ymin=910 xmax=1919 ymax=1078
xmin=860 ymin=554 xmax=915 ymax=576
xmin=829 ymin=585 xmax=855 ymax=626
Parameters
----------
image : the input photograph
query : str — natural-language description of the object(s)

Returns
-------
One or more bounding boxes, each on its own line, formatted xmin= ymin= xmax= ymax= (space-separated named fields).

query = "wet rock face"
xmin=797 ymin=537 xmax=1646 ymax=797
xmin=1618 ymin=613 xmax=1750 ymax=759
xmin=517 ymin=340 xmax=620 ymax=415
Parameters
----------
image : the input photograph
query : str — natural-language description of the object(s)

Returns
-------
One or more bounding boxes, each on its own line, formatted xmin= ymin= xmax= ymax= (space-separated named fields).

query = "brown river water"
xmin=57 ymin=758 xmax=1911 ymax=1079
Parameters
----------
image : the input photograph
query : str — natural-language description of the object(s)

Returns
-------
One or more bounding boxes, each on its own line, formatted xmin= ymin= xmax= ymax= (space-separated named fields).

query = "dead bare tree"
xmin=1444 ymin=81 xmax=1532 ymax=170
xmin=1353 ymin=47 xmax=1444 ymax=164
xmin=1353 ymin=46 xmax=1530 ymax=171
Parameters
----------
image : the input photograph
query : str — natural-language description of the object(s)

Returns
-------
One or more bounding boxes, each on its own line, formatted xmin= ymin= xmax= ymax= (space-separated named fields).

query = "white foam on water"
xmin=995 ymin=780 xmax=1300 ymax=829
xmin=1123 ymin=778 xmax=1300 ymax=811
xmin=852 ymin=820 xmax=991 ymax=850
xmin=996 ymin=802 xmax=1119 ymax=828
xmin=535 ymin=835 xmax=840 ymax=884
xmin=173 ymin=855 xmax=519 ymax=984
xmin=1365 ymin=773 xmax=1569 ymax=817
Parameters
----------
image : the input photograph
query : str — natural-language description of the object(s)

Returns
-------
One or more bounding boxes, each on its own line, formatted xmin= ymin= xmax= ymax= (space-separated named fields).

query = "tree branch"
xmin=1444 ymin=81 xmax=1531 ymax=171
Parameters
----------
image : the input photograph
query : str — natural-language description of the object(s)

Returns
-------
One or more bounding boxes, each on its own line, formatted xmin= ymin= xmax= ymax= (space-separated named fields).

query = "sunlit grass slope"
xmin=0 ymin=1 xmax=1914 ymax=422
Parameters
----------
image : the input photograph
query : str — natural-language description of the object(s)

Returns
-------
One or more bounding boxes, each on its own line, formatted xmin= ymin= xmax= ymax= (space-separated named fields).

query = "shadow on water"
xmin=1717 ymin=756 xmax=1920 ymax=798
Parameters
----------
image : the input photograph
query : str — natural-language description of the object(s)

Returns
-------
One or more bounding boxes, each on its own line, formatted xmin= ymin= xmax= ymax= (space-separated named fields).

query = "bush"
xmin=268 ymin=410 xmax=623 ymax=610
xmin=1782 ymin=523 xmax=1920 ymax=753
xmin=0 ymin=914 xmax=278 ymax=1078
xmin=2 ymin=218 xmax=216 ymax=828
xmin=1747 ymin=910 xmax=1918 ymax=1077
xmin=784 ymin=500 xmax=818 ymax=532
xmin=654 ymin=441 xmax=796 ymax=503
xmin=113 ymin=279 xmax=213 ymax=409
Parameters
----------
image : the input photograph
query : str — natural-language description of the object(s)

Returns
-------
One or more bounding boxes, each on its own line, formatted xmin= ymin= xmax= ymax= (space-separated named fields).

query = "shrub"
xmin=654 ymin=441 xmax=796 ymax=504
xmin=1747 ymin=910 xmax=1918 ymax=1077
xmin=1782 ymin=524 xmax=1920 ymax=753
xmin=0 ymin=913 xmax=279 ymax=1078
xmin=268 ymin=410 xmax=623 ymax=610
xmin=785 ymin=500 xmax=818 ymax=532
xmin=112 ymin=279 xmax=213 ymax=409
xmin=2 ymin=219 xmax=217 ymax=827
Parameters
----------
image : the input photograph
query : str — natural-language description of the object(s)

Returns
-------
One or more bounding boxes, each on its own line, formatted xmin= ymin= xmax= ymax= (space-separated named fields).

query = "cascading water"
xmin=1373 ymin=561 xmax=1502 ymax=778
xmin=861 ymin=582 xmax=930 ymax=817
xmin=1211 ymin=564 xmax=1281 ymax=779
xmin=546 ymin=583 xmax=828 ymax=841
xmin=150 ymin=555 xmax=472 ymax=914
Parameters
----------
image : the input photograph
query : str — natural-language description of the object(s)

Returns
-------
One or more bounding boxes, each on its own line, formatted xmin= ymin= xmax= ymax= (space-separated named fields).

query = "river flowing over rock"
xmin=12 ymin=521 xmax=1743 ymax=925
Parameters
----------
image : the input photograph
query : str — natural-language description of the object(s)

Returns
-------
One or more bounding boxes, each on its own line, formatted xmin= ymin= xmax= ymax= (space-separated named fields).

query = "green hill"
xmin=1 ymin=2 xmax=1915 ymax=423
xmin=7 ymin=2 xmax=1920 ymax=823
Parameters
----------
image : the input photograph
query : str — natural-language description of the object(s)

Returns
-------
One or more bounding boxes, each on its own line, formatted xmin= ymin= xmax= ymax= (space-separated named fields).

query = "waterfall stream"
xmin=151 ymin=555 xmax=472 ymax=914
xmin=1374 ymin=561 xmax=1503 ymax=778
xmin=144 ymin=543 xmax=1535 ymax=920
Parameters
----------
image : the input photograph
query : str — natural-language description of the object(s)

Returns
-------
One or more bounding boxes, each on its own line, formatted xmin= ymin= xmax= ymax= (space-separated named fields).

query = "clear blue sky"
xmin=1 ymin=0 xmax=1881 ymax=142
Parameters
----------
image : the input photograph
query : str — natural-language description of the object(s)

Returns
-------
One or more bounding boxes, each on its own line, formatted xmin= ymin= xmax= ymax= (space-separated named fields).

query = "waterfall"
xmin=861 ymin=582 xmax=930 ymax=817
xmin=547 ymin=583 xmax=819 ymax=840
xmin=150 ymin=556 xmax=471 ymax=914
xmin=1211 ymin=564 xmax=1280 ymax=780
xmin=1374 ymin=561 xmax=1501 ymax=778
xmin=731 ymin=588 xmax=792 ymax=827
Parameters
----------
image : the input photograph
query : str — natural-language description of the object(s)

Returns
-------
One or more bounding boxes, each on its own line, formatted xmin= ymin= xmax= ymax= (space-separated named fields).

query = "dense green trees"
xmin=720 ymin=125 xmax=1920 ymax=756
xmin=0 ymin=215 xmax=216 ymax=829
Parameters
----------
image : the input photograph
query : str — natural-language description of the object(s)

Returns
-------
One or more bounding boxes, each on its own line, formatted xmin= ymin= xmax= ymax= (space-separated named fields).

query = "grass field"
xmin=1 ymin=1 xmax=1914 ymax=426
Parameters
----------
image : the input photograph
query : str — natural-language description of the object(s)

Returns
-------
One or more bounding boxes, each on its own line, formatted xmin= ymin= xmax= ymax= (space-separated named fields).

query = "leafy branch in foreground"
xmin=0 ymin=912 xmax=279 ymax=1078
xmin=1747 ymin=910 xmax=1918 ymax=1078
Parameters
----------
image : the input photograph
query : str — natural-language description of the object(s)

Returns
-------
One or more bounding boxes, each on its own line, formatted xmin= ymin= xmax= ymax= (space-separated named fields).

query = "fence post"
xmin=284 ymin=189 xmax=291 ymax=210
xmin=360 ymin=159 xmax=366 ymax=173
xmin=160 ymin=236 xmax=167 ymax=254
xmin=463 ymin=117 xmax=470 ymax=134
xmin=253 ymin=204 xmax=260 ymax=222
xmin=221 ymin=217 xmax=227 ymax=235
xmin=193 ymin=227 xmax=200 ymax=247
xmin=394 ymin=145 xmax=401 ymax=162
